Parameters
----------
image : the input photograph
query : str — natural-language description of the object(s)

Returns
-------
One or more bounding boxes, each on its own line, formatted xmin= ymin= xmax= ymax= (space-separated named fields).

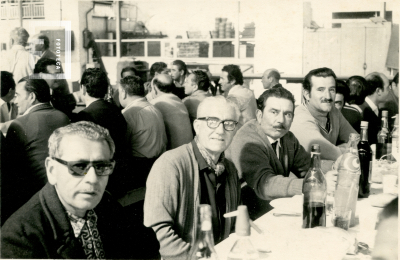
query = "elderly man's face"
xmin=194 ymin=101 xmax=238 ymax=158
xmin=378 ymin=75 xmax=391 ymax=103
xmin=257 ymin=96 xmax=294 ymax=140
xmin=334 ymin=93 xmax=345 ymax=110
xmin=46 ymin=135 xmax=110 ymax=217
xmin=305 ymin=76 xmax=336 ymax=113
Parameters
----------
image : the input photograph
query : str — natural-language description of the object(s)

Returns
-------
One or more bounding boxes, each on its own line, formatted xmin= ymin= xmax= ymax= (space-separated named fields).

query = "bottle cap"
xmin=382 ymin=110 xmax=388 ymax=117
xmin=310 ymin=144 xmax=321 ymax=153
xmin=360 ymin=121 xmax=369 ymax=127
xmin=235 ymin=205 xmax=251 ymax=236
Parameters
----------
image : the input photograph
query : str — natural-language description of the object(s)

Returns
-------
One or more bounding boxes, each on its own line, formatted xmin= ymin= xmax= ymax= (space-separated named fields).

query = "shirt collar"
xmin=266 ymin=135 xmax=281 ymax=148
xmin=23 ymin=103 xmax=43 ymax=116
xmin=67 ymin=211 xmax=87 ymax=238
xmin=121 ymin=97 xmax=146 ymax=113
xmin=365 ymin=96 xmax=378 ymax=115
xmin=191 ymin=140 xmax=209 ymax=170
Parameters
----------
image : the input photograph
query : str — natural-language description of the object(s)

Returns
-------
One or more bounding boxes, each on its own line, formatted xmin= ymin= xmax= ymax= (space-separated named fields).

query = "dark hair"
xmin=34 ymin=58 xmax=57 ymax=74
xmin=172 ymin=60 xmax=188 ymax=76
xmin=18 ymin=78 xmax=51 ymax=103
xmin=150 ymin=62 xmax=167 ymax=78
xmin=335 ymin=80 xmax=350 ymax=103
xmin=37 ymin=34 xmax=50 ymax=50
xmin=346 ymin=76 xmax=368 ymax=105
xmin=257 ymin=85 xmax=295 ymax=112
xmin=191 ymin=70 xmax=210 ymax=92
xmin=80 ymin=68 xmax=109 ymax=98
xmin=392 ymin=72 xmax=398 ymax=85
xmin=153 ymin=78 xmax=175 ymax=93
xmin=222 ymin=64 xmax=243 ymax=86
xmin=120 ymin=66 xmax=137 ymax=78
xmin=120 ymin=76 xmax=144 ymax=97
xmin=303 ymin=67 xmax=337 ymax=94
xmin=1 ymin=71 xmax=16 ymax=98
xmin=365 ymin=73 xmax=385 ymax=96
xmin=268 ymin=70 xmax=281 ymax=81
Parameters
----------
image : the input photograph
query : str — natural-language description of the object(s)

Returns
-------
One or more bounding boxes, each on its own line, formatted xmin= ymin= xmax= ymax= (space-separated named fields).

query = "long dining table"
xmin=215 ymin=183 xmax=390 ymax=260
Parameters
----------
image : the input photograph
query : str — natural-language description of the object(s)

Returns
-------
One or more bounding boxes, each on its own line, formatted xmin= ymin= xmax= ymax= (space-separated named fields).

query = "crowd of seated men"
xmin=0 ymin=27 xmax=398 ymax=260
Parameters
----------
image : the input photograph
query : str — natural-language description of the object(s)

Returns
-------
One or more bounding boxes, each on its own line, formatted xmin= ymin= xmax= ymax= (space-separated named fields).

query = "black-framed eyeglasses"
xmin=52 ymin=157 xmax=115 ymax=177
xmin=197 ymin=117 xmax=238 ymax=131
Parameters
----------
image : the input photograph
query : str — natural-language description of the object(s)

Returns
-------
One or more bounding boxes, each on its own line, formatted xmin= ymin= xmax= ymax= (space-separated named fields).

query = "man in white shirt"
xmin=1 ymin=28 xmax=35 ymax=83
xmin=360 ymin=72 xmax=391 ymax=144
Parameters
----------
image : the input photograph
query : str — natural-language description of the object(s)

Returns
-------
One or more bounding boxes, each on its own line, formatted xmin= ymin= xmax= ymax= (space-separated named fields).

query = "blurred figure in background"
xmin=169 ymin=60 xmax=187 ymax=99
xmin=336 ymin=79 xmax=362 ymax=133
xmin=261 ymin=68 xmax=280 ymax=90
xmin=380 ymin=72 xmax=398 ymax=129
xmin=145 ymin=62 xmax=169 ymax=101
xmin=0 ymin=71 xmax=18 ymax=134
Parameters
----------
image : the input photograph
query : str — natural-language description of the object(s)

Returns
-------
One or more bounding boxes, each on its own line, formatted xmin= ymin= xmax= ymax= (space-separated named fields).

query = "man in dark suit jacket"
xmin=362 ymin=72 xmax=392 ymax=144
xmin=1 ymin=122 xmax=159 ymax=259
xmin=74 ymin=68 xmax=127 ymax=197
xmin=2 ymin=78 xmax=70 ymax=224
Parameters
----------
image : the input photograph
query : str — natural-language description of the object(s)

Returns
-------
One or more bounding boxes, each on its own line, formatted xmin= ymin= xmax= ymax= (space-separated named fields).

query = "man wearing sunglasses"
xmin=1 ymin=121 xmax=160 ymax=259
xmin=144 ymin=96 xmax=241 ymax=259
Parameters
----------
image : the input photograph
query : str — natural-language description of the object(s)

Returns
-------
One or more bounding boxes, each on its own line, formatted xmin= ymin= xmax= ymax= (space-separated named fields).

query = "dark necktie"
xmin=271 ymin=141 xmax=278 ymax=155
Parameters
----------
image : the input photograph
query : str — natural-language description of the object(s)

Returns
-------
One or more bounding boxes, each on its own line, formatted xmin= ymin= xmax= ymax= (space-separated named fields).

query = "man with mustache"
xmin=1 ymin=121 xmax=160 ymax=259
xmin=144 ymin=96 xmax=241 ymax=259
xmin=291 ymin=67 xmax=356 ymax=161
xmin=228 ymin=86 xmax=336 ymax=219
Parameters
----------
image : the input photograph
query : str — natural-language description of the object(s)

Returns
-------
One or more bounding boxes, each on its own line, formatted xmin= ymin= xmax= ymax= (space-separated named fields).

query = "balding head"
xmin=365 ymin=72 xmax=390 ymax=103
xmin=261 ymin=68 xmax=280 ymax=89
xmin=152 ymin=74 xmax=175 ymax=96
xmin=10 ymin=27 xmax=29 ymax=46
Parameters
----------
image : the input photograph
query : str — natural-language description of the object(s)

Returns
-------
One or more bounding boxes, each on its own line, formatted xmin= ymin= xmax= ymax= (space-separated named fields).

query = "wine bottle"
xmin=376 ymin=110 xmax=391 ymax=160
xmin=189 ymin=204 xmax=218 ymax=260
xmin=302 ymin=144 xmax=327 ymax=228
xmin=358 ymin=121 xmax=372 ymax=198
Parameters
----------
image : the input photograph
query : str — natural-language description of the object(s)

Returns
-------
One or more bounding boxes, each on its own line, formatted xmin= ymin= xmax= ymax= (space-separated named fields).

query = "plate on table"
xmin=270 ymin=195 xmax=303 ymax=214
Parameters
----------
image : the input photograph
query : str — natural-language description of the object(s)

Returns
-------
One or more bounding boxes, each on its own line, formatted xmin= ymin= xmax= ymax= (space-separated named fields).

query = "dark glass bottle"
xmin=189 ymin=204 xmax=218 ymax=260
xmin=358 ymin=121 xmax=372 ymax=198
xmin=376 ymin=110 xmax=391 ymax=159
xmin=302 ymin=144 xmax=327 ymax=228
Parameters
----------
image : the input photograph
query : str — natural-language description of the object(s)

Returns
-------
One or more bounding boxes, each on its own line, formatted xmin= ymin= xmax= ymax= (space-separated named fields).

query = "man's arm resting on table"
xmin=143 ymin=157 xmax=190 ymax=260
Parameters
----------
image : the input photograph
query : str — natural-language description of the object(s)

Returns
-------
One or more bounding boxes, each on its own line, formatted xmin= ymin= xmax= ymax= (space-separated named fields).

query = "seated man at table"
xmin=1 ymin=121 xmax=160 ymax=259
xmin=228 ymin=86 xmax=337 ymax=220
xmin=291 ymin=67 xmax=356 ymax=161
xmin=144 ymin=96 xmax=241 ymax=259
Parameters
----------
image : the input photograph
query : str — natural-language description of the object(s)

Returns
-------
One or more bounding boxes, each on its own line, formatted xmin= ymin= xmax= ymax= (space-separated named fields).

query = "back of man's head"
xmin=222 ymin=64 xmax=243 ymax=86
xmin=48 ymin=121 xmax=115 ymax=159
xmin=150 ymin=62 xmax=167 ymax=78
xmin=257 ymin=85 xmax=296 ymax=113
xmin=1 ymin=71 xmax=16 ymax=99
xmin=346 ymin=76 xmax=368 ymax=105
xmin=268 ymin=70 xmax=280 ymax=82
xmin=10 ymin=27 xmax=29 ymax=46
xmin=120 ymin=76 xmax=145 ymax=97
xmin=365 ymin=72 xmax=385 ymax=96
xmin=121 ymin=66 xmax=137 ymax=78
xmin=192 ymin=70 xmax=210 ymax=92
xmin=303 ymin=67 xmax=337 ymax=94
xmin=153 ymin=74 xmax=175 ymax=94
xmin=34 ymin=58 xmax=57 ymax=74
xmin=172 ymin=60 xmax=188 ymax=76
xmin=18 ymin=77 xmax=51 ymax=103
xmin=80 ymin=68 xmax=108 ymax=98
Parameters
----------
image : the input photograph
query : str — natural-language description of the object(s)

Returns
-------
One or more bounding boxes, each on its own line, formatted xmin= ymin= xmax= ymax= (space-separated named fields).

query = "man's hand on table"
xmin=325 ymin=170 xmax=338 ymax=193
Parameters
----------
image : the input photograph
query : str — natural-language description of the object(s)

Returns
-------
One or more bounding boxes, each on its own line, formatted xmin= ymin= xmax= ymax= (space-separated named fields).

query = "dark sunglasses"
xmin=197 ymin=117 xmax=238 ymax=131
xmin=52 ymin=157 xmax=115 ymax=176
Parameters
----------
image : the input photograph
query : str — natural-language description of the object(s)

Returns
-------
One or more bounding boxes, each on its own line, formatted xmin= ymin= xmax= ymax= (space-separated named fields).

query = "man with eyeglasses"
xmin=228 ymin=86 xmax=337 ymax=220
xmin=144 ymin=96 xmax=241 ymax=259
xmin=1 ymin=121 xmax=160 ymax=259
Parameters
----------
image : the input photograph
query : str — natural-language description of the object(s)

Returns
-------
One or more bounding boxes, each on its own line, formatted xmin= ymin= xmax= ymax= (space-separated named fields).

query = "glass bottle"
xmin=334 ymin=133 xmax=361 ymax=227
xmin=189 ymin=204 xmax=218 ymax=260
xmin=302 ymin=144 xmax=327 ymax=228
xmin=376 ymin=110 xmax=391 ymax=159
xmin=390 ymin=114 xmax=399 ymax=161
xmin=358 ymin=121 xmax=372 ymax=198
xmin=227 ymin=205 xmax=258 ymax=260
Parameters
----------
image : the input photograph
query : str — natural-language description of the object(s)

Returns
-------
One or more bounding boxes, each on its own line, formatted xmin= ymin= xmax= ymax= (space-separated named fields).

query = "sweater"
xmin=291 ymin=104 xmax=356 ymax=160
xmin=144 ymin=142 xmax=240 ymax=259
